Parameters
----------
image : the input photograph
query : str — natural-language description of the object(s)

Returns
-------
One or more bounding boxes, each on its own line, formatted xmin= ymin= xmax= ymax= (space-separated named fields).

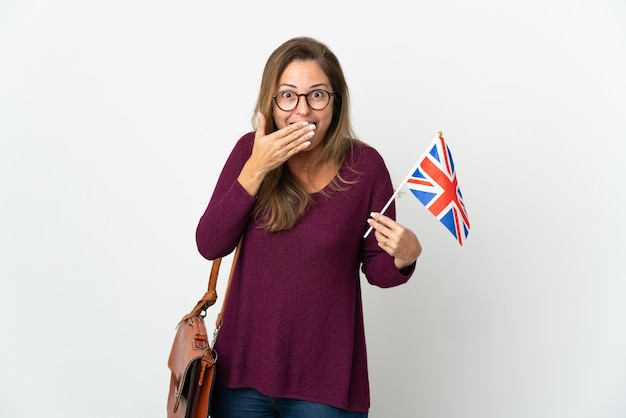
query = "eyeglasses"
xmin=272 ymin=89 xmax=334 ymax=111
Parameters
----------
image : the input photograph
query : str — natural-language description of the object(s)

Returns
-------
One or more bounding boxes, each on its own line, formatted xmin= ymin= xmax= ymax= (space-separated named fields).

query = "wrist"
xmin=394 ymin=257 xmax=416 ymax=272
xmin=238 ymin=164 xmax=267 ymax=197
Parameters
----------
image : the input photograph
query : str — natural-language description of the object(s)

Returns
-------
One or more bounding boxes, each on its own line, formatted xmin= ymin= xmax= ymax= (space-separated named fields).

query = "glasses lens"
xmin=275 ymin=91 xmax=297 ymax=111
xmin=307 ymin=90 xmax=329 ymax=110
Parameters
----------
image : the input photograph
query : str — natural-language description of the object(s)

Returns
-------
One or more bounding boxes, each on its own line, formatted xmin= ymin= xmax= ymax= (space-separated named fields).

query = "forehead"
xmin=278 ymin=60 xmax=330 ymax=87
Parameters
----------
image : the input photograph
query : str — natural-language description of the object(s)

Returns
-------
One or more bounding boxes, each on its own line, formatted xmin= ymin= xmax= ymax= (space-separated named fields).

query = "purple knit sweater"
xmin=196 ymin=132 xmax=413 ymax=413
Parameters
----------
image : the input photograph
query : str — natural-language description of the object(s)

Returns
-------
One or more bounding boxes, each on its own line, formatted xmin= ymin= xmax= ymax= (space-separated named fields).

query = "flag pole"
xmin=362 ymin=132 xmax=442 ymax=239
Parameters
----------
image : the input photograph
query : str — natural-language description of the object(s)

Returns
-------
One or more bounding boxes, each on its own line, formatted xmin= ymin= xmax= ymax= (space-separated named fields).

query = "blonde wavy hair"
xmin=251 ymin=37 xmax=362 ymax=232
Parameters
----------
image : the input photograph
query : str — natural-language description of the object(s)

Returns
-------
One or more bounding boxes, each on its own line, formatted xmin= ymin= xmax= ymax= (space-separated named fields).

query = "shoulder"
xmin=337 ymin=141 xmax=392 ymax=191
xmin=228 ymin=131 xmax=255 ymax=161
xmin=235 ymin=131 xmax=255 ymax=150
xmin=346 ymin=141 xmax=388 ymax=172
xmin=216 ymin=131 xmax=255 ymax=173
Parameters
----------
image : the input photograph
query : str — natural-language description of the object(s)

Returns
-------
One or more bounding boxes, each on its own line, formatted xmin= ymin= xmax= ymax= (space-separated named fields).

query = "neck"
xmin=287 ymin=147 xmax=321 ymax=172
xmin=287 ymin=154 xmax=339 ymax=194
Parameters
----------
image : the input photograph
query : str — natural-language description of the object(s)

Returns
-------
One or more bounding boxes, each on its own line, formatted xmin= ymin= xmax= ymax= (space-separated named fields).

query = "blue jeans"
xmin=210 ymin=387 xmax=368 ymax=418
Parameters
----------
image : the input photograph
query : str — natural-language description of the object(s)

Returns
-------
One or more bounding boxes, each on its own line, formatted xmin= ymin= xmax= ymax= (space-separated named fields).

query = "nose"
xmin=295 ymin=94 xmax=312 ymax=114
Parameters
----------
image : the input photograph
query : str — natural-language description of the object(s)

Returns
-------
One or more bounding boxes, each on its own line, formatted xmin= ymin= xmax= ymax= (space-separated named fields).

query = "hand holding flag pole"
xmin=364 ymin=132 xmax=470 ymax=246
xmin=362 ymin=152 xmax=425 ymax=239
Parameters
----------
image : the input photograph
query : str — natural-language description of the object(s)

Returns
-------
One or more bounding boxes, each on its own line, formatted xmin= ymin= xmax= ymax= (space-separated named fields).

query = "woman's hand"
xmin=367 ymin=212 xmax=422 ymax=270
xmin=237 ymin=113 xmax=315 ymax=196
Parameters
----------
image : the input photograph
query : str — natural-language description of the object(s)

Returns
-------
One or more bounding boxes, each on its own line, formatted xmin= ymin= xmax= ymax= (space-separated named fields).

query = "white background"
xmin=1 ymin=1 xmax=625 ymax=417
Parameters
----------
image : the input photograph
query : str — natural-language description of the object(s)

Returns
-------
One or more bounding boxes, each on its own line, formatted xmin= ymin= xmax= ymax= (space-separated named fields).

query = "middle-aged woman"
xmin=196 ymin=36 xmax=422 ymax=418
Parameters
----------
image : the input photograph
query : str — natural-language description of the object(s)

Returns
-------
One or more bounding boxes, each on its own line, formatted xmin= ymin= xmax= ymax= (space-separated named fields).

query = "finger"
xmin=376 ymin=231 xmax=389 ymax=246
xmin=277 ymin=124 xmax=314 ymax=157
xmin=369 ymin=212 xmax=396 ymax=229
xmin=367 ymin=213 xmax=394 ymax=238
xmin=260 ymin=120 xmax=314 ymax=147
xmin=372 ymin=228 xmax=388 ymax=245
xmin=287 ymin=137 xmax=312 ymax=155
xmin=255 ymin=112 xmax=267 ymax=139
xmin=281 ymin=121 xmax=315 ymax=143
xmin=374 ymin=231 xmax=394 ymax=252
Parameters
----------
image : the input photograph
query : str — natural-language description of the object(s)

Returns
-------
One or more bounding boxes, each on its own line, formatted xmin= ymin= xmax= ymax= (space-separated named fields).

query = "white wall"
xmin=1 ymin=1 xmax=625 ymax=417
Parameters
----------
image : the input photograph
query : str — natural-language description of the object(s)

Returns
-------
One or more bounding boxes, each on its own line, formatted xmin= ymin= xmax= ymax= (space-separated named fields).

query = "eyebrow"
xmin=278 ymin=83 xmax=330 ymax=90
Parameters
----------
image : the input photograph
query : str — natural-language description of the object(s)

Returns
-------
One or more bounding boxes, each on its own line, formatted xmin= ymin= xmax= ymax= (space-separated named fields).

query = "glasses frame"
xmin=272 ymin=89 xmax=335 ymax=111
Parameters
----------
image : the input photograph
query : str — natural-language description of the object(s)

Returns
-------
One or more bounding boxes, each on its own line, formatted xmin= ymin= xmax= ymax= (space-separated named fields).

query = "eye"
xmin=280 ymin=90 xmax=295 ymax=99
xmin=310 ymin=90 xmax=325 ymax=100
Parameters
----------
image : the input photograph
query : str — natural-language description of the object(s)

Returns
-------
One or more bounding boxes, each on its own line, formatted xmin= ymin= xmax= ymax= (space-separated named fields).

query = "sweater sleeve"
xmin=196 ymin=132 xmax=256 ymax=260
xmin=358 ymin=146 xmax=415 ymax=288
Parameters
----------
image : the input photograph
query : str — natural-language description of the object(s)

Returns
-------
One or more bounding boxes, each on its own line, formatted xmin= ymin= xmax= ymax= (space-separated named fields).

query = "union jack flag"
xmin=407 ymin=133 xmax=470 ymax=246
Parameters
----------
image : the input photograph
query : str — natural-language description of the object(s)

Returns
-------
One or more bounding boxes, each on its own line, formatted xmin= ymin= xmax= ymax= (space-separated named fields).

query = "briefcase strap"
xmin=182 ymin=237 xmax=242 ymax=323
xmin=205 ymin=236 xmax=242 ymax=347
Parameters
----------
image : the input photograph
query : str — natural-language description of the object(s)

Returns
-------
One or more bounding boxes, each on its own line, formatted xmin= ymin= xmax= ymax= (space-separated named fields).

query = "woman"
xmin=196 ymin=36 xmax=422 ymax=418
